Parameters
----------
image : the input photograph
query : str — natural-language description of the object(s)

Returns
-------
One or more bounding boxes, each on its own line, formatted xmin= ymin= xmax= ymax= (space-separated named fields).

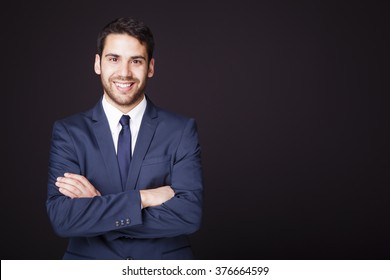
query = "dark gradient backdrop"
xmin=2 ymin=0 xmax=389 ymax=259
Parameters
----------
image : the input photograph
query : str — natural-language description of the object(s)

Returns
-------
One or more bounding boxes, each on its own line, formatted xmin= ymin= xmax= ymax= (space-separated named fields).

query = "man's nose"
xmin=119 ymin=62 xmax=132 ymax=77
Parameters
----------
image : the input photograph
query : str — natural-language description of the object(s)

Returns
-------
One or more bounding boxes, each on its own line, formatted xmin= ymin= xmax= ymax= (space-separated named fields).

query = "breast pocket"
xmin=138 ymin=155 xmax=172 ymax=188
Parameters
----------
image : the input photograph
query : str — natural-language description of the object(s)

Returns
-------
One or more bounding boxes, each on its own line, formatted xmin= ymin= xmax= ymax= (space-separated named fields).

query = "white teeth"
xmin=115 ymin=82 xmax=133 ymax=88
xmin=118 ymin=84 xmax=130 ymax=88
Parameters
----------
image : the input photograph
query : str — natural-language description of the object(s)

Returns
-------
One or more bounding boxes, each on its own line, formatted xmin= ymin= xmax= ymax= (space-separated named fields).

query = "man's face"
xmin=94 ymin=33 xmax=154 ymax=112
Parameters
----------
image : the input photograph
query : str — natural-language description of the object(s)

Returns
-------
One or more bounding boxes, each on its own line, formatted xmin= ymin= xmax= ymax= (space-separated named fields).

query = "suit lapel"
xmin=125 ymin=100 xmax=158 ymax=190
xmin=91 ymin=99 xmax=123 ymax=193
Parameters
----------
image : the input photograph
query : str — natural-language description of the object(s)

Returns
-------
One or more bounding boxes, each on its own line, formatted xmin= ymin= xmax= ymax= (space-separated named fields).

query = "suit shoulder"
xmin=53 ymin=108 xmax=93 ymax=128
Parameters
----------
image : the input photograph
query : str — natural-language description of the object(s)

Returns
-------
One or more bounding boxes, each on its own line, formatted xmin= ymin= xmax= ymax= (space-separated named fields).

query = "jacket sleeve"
xmin=105 ymin=118 xmax=204 ymax=240
xmin=46 ymin=120 xmax=143 ymax=237
xmin=46 ymin=118 xmax=203 ymax=239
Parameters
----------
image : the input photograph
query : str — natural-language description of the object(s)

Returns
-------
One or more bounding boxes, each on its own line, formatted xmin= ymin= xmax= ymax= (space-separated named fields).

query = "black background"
xmin=2 ymin=0 xmax=389 ymax=260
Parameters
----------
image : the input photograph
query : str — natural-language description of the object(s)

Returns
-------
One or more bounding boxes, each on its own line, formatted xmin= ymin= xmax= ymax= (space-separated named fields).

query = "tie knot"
xmin=119 ymin=115 xmax=130 ymax=127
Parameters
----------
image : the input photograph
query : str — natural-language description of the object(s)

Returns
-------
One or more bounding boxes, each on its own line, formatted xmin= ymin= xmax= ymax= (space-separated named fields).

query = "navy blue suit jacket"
xmin=46 ymin=97 xmax=203 ymax=259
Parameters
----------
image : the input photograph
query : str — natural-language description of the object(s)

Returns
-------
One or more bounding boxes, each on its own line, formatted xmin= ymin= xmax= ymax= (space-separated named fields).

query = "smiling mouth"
xmin=114 ymin=81 xmax=135 ymax=91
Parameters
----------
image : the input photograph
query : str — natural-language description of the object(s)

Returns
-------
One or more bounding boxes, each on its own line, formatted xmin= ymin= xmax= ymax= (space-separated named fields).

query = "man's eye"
xmin=109 ymin=57 xmax=118 ymax=62
xmin=132 ymin=59 xmax=142 ymax=64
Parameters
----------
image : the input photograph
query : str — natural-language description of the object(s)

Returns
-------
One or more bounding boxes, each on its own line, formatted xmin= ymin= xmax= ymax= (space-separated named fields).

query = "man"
xmin=46 ymin=17 xmax=203 ymax=260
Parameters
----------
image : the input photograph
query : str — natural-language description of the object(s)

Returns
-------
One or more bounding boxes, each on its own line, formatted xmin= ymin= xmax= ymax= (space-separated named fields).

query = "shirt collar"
xmin=102 ymin=94 xmax=147 ymax=132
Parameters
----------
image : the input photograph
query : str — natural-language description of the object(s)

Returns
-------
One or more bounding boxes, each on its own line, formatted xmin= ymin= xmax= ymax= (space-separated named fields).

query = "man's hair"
xmin=97 ymin=17 xmax=155 ymax=61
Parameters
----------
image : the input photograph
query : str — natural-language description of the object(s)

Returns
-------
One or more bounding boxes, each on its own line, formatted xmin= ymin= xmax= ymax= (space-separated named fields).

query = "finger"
xmin=57 ymin=176 xmax=86 ymax=192
xmin=64 ymin=173 xmax=95 ymax=192
xmin=57 ymin=183 xmax=79 ymax=198
xmin=58 ymin=175 xmax=101 ymax=197
xmin=58 ymin=187 xmax=77 ymax=198
xmin=55 ymin=181 xmax=82 ymax=196
xmin=64 ymin=173 xmax=89 ymax=185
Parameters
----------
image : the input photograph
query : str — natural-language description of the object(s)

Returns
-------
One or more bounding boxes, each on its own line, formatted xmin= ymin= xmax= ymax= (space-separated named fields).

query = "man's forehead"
xmin=103 ymin=33 xmax=147 ymax=55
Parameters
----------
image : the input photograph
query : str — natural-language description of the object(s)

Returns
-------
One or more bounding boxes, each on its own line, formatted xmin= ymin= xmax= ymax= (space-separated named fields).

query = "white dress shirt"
xmin=102 ymin=95 xmax=147 ymax=155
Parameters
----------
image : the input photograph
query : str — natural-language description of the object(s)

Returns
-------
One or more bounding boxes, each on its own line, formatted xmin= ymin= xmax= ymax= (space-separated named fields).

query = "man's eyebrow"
xmin=104 ymin=54 xmax=146 ymax=60
xmin=105 ymin=53 xmax=120 ymax=58
xmin=130 ymin=55 xmax=146 ymax=60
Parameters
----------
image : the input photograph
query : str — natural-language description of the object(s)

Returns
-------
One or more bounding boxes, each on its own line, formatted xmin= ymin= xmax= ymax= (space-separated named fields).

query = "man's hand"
xmin=56 ymin=173 xmax=101 ymax=198
xmin=56 ymin=172 xmax=173 ymax=207
xmin=140 ymin=186 xmax=174 ymax=209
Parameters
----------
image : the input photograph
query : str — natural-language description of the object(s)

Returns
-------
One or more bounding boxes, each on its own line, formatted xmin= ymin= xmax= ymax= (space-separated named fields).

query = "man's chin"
xmin=115 ymin=93 xmax=144 ymax=106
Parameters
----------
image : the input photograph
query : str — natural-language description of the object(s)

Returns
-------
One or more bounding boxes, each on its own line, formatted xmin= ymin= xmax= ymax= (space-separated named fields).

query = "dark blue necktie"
xmin=117 ymin=115 xmax=131 ymax=187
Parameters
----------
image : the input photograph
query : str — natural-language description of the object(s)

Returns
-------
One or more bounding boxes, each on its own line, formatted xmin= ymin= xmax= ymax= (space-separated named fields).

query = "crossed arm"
xmin=47 ymin=118 xmax=203 ymax=239
xmin=56 ymin=173 xmax=174 ymax=208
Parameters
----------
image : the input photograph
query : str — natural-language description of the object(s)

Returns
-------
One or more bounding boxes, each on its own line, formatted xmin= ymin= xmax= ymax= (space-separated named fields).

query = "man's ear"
xmin=94 ymin=54 xmax=101 ymax=75
xmin=147 ymin=58 xmax=155 ymax=78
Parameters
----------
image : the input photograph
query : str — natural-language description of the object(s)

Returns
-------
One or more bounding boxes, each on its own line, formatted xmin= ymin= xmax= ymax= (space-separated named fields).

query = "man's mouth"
xmin=113 ymin=81 xmax=135 ymax=91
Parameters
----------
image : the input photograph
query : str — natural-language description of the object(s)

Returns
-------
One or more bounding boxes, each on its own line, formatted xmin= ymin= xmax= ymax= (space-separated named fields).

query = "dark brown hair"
xmin=97 ymin=17 xmax=155 ymax=61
